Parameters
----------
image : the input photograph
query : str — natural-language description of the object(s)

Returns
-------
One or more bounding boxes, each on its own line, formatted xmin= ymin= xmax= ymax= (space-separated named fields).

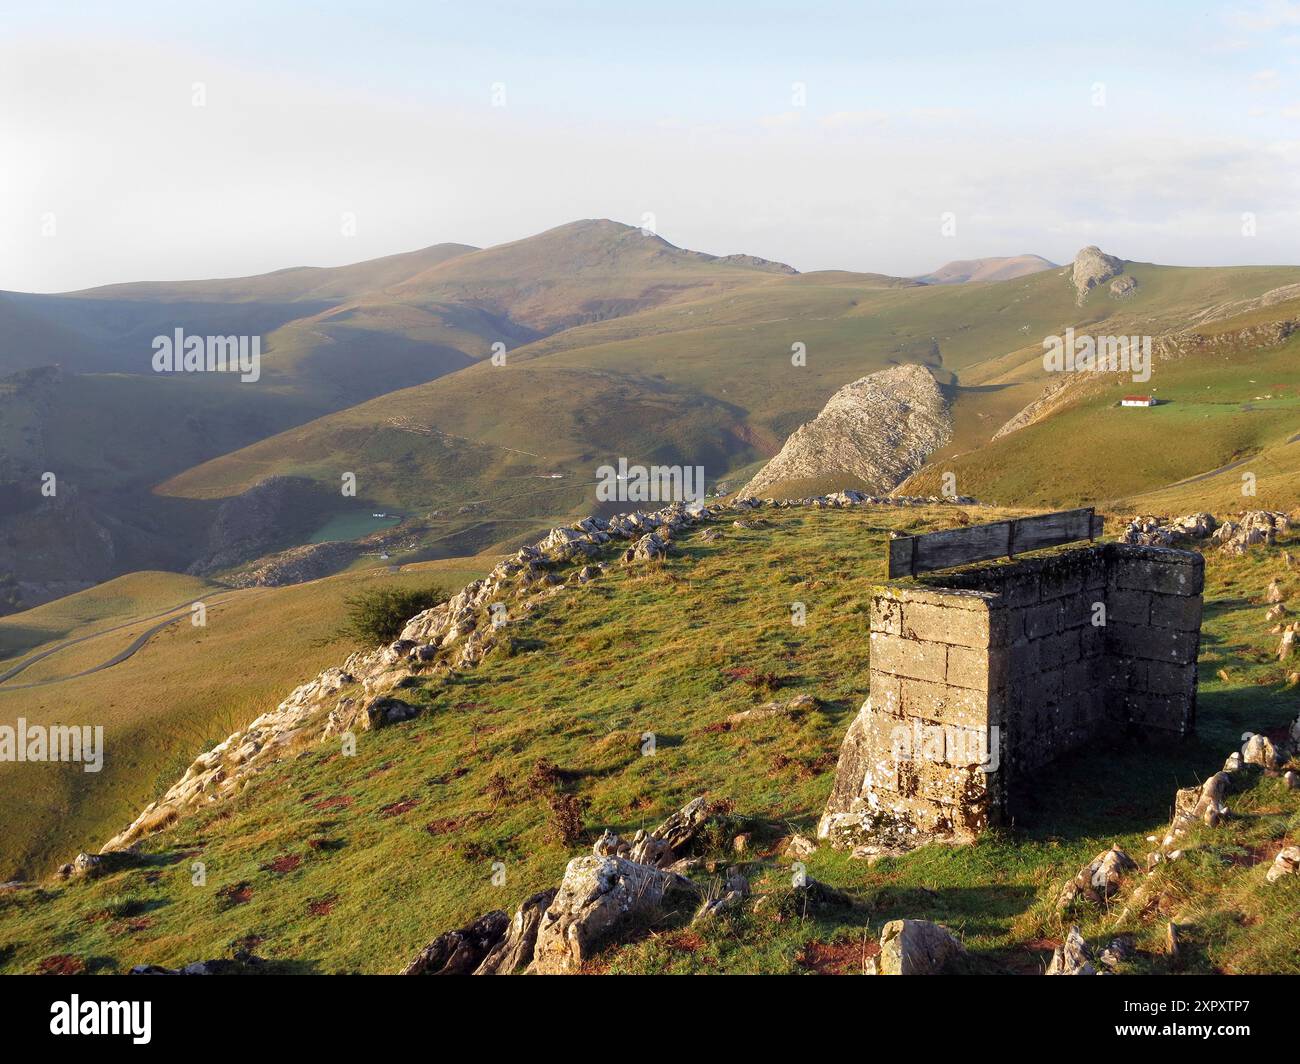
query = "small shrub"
xmin=545 ymin=792 xmax=590 ymax=846
xmin=341 ymin=585 xmax=448 ymax=644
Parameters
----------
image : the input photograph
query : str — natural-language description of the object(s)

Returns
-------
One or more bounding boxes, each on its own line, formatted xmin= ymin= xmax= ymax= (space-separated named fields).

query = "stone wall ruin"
xmin=819 ymin=543 xmax=1204 ymax=848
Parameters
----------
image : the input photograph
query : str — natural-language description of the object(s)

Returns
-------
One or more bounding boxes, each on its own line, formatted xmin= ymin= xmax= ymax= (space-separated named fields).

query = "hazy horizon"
xmin=5 ymin=0 xmax=1300 ymax=292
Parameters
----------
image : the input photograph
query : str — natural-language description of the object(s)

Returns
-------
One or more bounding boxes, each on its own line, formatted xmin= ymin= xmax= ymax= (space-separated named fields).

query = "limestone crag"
xmin=1070 ymin=246 xmax=1125 ymax=304
xmin=740 ymin=364 xmax=951 ymax=497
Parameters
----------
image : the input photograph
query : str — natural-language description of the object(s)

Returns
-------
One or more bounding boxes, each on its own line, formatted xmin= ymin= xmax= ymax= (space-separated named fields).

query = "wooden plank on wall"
xmin=887 ymin=507 xmax=1097 ymax=578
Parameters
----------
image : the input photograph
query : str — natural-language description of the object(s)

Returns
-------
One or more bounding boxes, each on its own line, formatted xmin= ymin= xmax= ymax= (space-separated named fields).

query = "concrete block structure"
xmin=819 ymin=543 xmax=1203 ymax=846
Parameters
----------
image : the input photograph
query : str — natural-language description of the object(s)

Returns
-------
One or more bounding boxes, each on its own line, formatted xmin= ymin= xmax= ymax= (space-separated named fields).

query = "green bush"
xmin=342 ymin=585 xmax=448 ymax=645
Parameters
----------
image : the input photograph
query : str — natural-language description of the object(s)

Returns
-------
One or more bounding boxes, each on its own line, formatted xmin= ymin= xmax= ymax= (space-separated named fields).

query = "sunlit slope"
xmin=0 ymin=557 xmax=489 ymax=880
xmin=904 ymin=321 xmax=1300 ymax=511
xmin=0 ymin=571 xmax=219 ymax=664
xmin=0 ymin=507 xmax=1294 ymax=974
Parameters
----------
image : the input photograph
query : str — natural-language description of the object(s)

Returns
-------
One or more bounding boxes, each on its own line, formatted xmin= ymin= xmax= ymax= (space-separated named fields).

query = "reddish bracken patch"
xmin=217 ymin=882 xmax=253 ymax=906
xmin=659 ymin=931 xmax=705 ymax=953
xmin=232 ymin=934 xmax=264 ymax=952
xmin=261 ymin=854 xmax=302 ymax=874
xmin=108 ymin=917 xmax=154 ymax=937
xmin=313 ymin=795 xmax=355 ymax=812
xmin=797 ymin=938 xmax=876 ymax=975
xmin=379 ymin=796 xmax=421 ymax=817
xmin=308 ymin=894 xmax=339 ymax=916
xmin=36 ymin=954 xmax=86 ymax=975
xmin=701 ymin=721 xmax=732 ymax=734
xmin=425 ymin=817 xmax=462 ymax=836
xmin=365 ymin=761 xmax=394 ymax=779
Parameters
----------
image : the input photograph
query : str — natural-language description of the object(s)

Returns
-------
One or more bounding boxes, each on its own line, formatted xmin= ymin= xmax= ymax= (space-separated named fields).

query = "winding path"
xmin=0 ymin=590 xmax=255 ymax=691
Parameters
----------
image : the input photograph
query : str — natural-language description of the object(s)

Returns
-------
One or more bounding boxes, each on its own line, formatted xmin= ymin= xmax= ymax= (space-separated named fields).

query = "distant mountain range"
xmin=3 ymin=222 xmax=1299 ymax=616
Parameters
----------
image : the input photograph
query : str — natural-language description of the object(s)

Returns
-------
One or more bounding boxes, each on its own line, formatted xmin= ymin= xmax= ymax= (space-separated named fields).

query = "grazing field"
xmin=0 ymin=505 xmax=1294 ymax=974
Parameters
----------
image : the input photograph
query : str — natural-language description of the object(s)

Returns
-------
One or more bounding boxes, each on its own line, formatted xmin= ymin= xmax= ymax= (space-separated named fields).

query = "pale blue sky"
xmin=3 ymin=1 xmax=1299 ymax=289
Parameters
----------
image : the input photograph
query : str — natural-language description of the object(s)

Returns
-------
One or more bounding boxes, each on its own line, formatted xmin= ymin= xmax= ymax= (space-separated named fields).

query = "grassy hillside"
xmin=2 ymin=220 xmax=808 ymax=598
xmin=0 ymin=558 xmax=489 ymax=880
xmin=159 ymin=259 xmax=1300 ymax=567
xmin=904 ymin=300 xmax=1300 ymax=512
xmin=0 ymin=505 xmax=1295 ymax=974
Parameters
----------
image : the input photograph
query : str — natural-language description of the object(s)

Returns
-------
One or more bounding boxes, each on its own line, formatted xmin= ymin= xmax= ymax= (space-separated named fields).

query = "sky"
xmin=3 ymin=0 xmax=1300 ymax=291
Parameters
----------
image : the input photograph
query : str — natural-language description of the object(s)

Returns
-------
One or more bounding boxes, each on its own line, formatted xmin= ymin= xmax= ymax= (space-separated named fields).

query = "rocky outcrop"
xmin=1046 ymin=926 xmax=1097 ymax=975
xmin=473 ymin=889 xmax=558 ymax=975
xmin=1120 ymin=512 xmax=1217 ymax=547
xmin=529 ymin=855 xmax=699 ymax=973
xmin=1109 ymin=275 xmax=1138 ymax=298
xmin=1211 ymin=511 xmax=1290 ymax=556
xmin=741 ymin=364 xmax=951 ymax=497
xmin=402 ymin=910 xmax=510 ymax=975
xmin=867 ymin=919 xmax=965 ymax=975
xmin=1070 ymin=246 xmax=1125 ymax=304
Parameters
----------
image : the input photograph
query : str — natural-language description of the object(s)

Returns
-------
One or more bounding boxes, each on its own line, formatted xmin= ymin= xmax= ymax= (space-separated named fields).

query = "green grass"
xmin=1 ymin=505 xmax=1294 ymax=974
xmin=0 ymin=557 xmax=489 ymax=881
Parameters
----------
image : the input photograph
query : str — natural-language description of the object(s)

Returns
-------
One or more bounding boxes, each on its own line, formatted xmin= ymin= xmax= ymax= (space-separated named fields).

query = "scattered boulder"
xmin=1266 ymin=579 xmax=1286 ymax=604
xmin=623 ymin=796 xmax=727 ymax=869
xmin=362 ymin=695 xmax=421 ymax=731
xmin=1047 ymin=926 xmax=1096 ymax=975
xmin=1109 ymin=275 xmax=1138 ymax=298
xmin=727 ymin=693 xmax=816 ymax=725
xmin=1265 ymin=846 xmax=1300 ymax=884
xmin=784 ymin=833 xmax=817 ymax=859
xmin=868 ymin=919 xmax=965 ymax=975
xmin=529 ymin=855 xmax=699 ymax=974
xmin=1160 ymin=772 xmax=1231 ymax=854
xmin=402 ymin=910 xmax=510 ymax=975
xmin=1120 ymin=512 xmax=1216 ymax=546
xmin=1058 ymin=846 xmax=1137 ymax=908
xmin=693 ymin=867 xmax=750 ymax=924
xmin=1241 ymin=733 xmax=1282 ymax=770
xmin=58 ymin=850 xmax=138 ymax=881
xmin=621 ymin=532 xmax=668 ymax=564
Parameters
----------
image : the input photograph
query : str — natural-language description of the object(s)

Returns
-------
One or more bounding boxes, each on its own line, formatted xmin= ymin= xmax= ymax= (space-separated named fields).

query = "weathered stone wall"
xmin=819 ymin=544 xmax=1203 ymax=847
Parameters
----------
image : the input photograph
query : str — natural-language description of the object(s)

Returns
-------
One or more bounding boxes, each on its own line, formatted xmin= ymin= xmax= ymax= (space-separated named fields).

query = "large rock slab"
xmin=529 ymin=856 xmax=699 ymax=974
xmin=868 ymin=919 xmax=965 ymax=975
